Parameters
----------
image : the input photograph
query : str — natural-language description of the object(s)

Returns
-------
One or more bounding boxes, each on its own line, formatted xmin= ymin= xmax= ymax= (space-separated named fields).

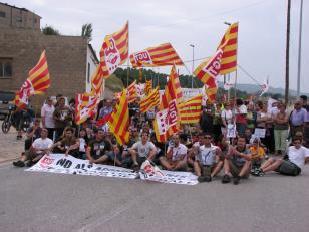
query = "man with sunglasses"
xmin=193 ymin=133 xmax=222 ymax=182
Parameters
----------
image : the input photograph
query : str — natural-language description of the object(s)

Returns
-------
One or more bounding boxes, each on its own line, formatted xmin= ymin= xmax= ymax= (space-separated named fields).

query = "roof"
xmin=87 ymin=44 xmax=99 ymax=64
xmin=0 ymin=2 xmax=42 ymax=18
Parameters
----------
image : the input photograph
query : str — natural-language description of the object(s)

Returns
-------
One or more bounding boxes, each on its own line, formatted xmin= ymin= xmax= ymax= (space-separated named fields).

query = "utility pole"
xmin=190 ymin=44 xmax=195 ymax=89
xmin=297 ymin=0 xmax=303 ymax=97
xmin=285 ymin=0 xmax=291 ymax=104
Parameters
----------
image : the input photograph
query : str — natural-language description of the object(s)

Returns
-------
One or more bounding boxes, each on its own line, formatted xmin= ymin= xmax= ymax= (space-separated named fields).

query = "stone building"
xmin=0 ymin=2 xmax=101 ymax=110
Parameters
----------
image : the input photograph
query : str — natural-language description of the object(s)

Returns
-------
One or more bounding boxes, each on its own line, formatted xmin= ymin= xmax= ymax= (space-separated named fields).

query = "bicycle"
xmin=1 ymin=105 xmax=31 ymax=134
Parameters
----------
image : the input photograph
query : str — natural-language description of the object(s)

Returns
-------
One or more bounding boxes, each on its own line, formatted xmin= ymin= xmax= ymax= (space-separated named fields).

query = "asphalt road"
xmin=0 ymin=163 xmax=309 ymax=232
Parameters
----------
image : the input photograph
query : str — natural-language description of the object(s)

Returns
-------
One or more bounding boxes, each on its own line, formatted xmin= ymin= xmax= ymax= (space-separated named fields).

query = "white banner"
xmin=26 ymin=154 xmax=137 ymax=179
xmin=139 ymin=160 xmax=198 ymax=185
xmin=26 ymin=154 xmax=198 ymax=185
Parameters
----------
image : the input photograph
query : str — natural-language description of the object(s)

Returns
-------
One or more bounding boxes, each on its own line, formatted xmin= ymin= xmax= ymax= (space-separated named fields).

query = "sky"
xmin=6 ymin=0 xmax=309 ymax=92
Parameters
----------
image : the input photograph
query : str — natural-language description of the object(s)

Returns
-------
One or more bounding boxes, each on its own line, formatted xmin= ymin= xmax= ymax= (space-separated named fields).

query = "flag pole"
xmin=126 ymin=21 xmax=130 ymax=87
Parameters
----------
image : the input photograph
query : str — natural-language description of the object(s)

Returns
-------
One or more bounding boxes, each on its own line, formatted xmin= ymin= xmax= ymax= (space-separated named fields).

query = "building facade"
xmin=0 ymin=3 xmax=99 ymax=110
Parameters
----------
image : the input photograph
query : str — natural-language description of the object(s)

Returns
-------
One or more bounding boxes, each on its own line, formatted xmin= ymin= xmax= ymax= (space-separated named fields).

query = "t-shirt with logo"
xmin=131 ymin=141 xmax=155 ymax=158
xmin=196 ymin=145 xmax=217 ymax=166
xmin=88 ymin=139 xmax=111 ymax=160
xmin=167 ymin=143 xmax=188 ymax=161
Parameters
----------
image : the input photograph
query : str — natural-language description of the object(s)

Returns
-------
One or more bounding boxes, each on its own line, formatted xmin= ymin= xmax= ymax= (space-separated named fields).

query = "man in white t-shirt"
xmin=160 ymin=134 xmax=188 ymax=171
xmin=193 ymin=133 xmax=222 ymax=182
xmin=13 ymin=128 xmax=53 ymax=167
xmin=257 ymin=138 xmax=309 ymax=176
xmin=129 ymin=132 xmax=157 ymax=169
xmin=41 ymin=97 xmax=55 ymax=140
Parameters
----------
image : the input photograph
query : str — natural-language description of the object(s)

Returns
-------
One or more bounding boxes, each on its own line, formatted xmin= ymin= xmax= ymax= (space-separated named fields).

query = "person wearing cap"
xmin=41 ymin=97 xmax=55 ymax=140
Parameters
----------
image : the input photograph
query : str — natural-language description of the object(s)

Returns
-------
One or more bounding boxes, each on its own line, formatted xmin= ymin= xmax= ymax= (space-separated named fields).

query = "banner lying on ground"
xmin=26 ymin=154 xmax=137 ymax=179
xmin=26 ymin=154 xmax=198 ymax=185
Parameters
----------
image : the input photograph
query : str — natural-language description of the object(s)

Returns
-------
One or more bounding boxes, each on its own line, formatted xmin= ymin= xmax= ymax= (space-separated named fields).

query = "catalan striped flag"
xmin=179 ymin=94 xmax=203 ymax=124
xmin=153 ymin=99 xmax=180 ymax=143
xmin=14 ymin=50 xmax=50 ymax=108
xmin=140 ymin=87 xmax=160 ymax=113
xmin=108 ymin=90 xmax=129 ymax=145
xmin=75 ymin=92 xmax=99 ymax=125
xmin=160 ymin=65 xmax=183 ymax=109
xmin=218 ymin=23 xmax=238 ymax=74
xmin=91 ymin=64 xmax=104 ymax=97
xmin=144 ymin=79 xmax=152 ymax=95
xmin=127 ymin=80 xmax=137 ymax=103
xmin=130 ymin=43 xmax=184 ymax=67
xmin=99 ymin=21 xmax=128 ymax=78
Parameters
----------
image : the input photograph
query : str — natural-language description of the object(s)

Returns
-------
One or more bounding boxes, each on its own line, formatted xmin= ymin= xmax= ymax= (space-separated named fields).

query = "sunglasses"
xmin=204 ymin=136 xmax=212 ymax=139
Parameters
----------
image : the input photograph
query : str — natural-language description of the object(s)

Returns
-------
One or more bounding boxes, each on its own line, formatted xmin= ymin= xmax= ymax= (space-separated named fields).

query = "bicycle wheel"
xmin=2 ymin=118 xmax=11 ymax=134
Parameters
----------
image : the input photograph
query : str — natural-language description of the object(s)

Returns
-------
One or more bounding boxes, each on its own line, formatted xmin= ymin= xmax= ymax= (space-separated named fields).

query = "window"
xmin=87 ymin=62 xmax=90 ymax=83
xmin=0 ymin=59 xmax=13 ymax=78
xmin=0 ymin=11 xmax=5 ymax=18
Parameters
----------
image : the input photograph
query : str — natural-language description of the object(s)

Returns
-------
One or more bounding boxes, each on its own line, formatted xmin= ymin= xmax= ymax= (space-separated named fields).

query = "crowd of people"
xmin=12 ymin=94 xmax=309 ymax=184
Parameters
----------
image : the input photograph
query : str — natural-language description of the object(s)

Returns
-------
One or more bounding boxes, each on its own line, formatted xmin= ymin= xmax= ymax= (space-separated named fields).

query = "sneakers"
xmin=13 ymin=160 xmax=25 ymax=167
xmin=222 ymin=174 xmax=231 ymax=184
xmin=251 ymin=167 xmax=264 ymax=177
xmin=233 ymin=176 xmax=241 ymax=185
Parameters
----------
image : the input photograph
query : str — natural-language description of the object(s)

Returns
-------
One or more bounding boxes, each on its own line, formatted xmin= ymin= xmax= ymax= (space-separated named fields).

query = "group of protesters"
xmin=12 ymin=93 xmax=309 ymax=184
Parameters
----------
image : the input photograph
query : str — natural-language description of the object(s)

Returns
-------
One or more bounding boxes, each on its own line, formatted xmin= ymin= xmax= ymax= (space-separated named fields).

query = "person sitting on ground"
xmin=77 ymin=129 xmax=87 ymax=159
xmin=24 ymin=118 xmax=42 ymax=152
xmin=85 ymin=128 xmax=112 ymax=164
xmin=193 ymin=133 xmax=223 ymax=182
xmin=128 ymin=132 xmax=157 ymax=170
xmin=159 ymin=134 xmax=188 ymax=171
xmin=13 ymin=128 xmax=53 ymax=167
xmin=221 ymin=135 xmax=252 ymax=185
xmin=51 ymin=127 xmax=79 ymax=158
xmin=249 ymin=138 xmax=266 ymax=176
xmin=149 ymin=132 xmax=166 ymax=166
xmin=255 ymin=137 xmax=309 ymax=176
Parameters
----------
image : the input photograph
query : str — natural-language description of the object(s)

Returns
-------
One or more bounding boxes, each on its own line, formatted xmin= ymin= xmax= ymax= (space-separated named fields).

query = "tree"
xmin=81 ymin=23 xmax=93 ymax=41
xmin=41 ymin=25 xmax=60 ymax=35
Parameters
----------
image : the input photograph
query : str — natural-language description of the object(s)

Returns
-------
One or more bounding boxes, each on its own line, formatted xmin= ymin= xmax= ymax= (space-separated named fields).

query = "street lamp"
xmin=189 ymin=44 xmax=195 ymax=89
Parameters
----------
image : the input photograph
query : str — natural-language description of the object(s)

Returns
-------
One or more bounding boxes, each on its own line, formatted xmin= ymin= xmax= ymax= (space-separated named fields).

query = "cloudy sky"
xmin=7 ymin=0 xmax=309 ymax=91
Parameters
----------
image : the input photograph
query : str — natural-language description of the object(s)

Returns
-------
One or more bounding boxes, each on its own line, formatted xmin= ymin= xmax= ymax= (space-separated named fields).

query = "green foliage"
xmin=81 ymin=23 xmax=93 ymax=41
xmin=41 ymin=25 xmax=60 ymax=35
xmin=105 ymin=74 xmax=124 ymax=92
xmin=113 ymin=67 xmax=250 ymax=100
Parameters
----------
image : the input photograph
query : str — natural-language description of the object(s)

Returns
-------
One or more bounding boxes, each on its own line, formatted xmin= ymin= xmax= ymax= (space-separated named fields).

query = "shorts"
xmin=229 ymin=160 xmax=250 ymax=178
xmin=276 ymin=160 xmax=301 ymax=176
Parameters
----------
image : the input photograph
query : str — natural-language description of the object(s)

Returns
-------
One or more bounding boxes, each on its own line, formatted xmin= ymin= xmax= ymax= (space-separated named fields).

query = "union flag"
xmin=160 ymin=65 xmax=183 ymax=110
xmin=130 ymin=43 xmax=184 ymax=67
xmin=75 ymin=92 xmax=98 ymax=125
xmin=100 ymin=22 xmax=128 ymax=78
xmin=14 ymin=50 xmax=50 ymax=108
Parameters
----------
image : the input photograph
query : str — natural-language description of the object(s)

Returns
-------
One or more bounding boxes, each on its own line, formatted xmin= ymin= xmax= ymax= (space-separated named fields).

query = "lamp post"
xmin=297 ymin=0 xmax=303 ymax=97
xmin=189 ymin=44 xmax=195 ymax=89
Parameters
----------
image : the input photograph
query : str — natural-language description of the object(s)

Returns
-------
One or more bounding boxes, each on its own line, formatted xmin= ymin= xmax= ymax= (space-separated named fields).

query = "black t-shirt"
xmin=88 ymin=139 xmax=111 ymax=160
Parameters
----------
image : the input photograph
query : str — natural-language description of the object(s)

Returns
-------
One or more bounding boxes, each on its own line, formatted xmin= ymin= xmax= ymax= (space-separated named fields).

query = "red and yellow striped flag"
xmin=75 ymin=92 xmax=98 ymax=125
xmin=127 ymin=80 xmax=137 ymax=103
xmin=140 ymin=87 xmax=160 ymax=113
xmin=100 ymin=22 xmax=128 ymax=78
xmin=91 ymin=64 xmax=104 ymax=97
xmin=179 ymin=94 xmax=203 ymax=124
xmin=144 ymin=79 xmax=152 ymax=95
xmin=14 ymin=50 xmax=50 ymax=108
xmin=153 ymin=99 xmax=180 ymax=143
xmin=160 ymin=65 xmax=183 ymax=110
xmin=218 ymin=23 xmax=238 ymax=74
xmin=108 ymin=90 xmax=129 ymax=145
xmin=130 ymin=43 xmax=184 ymax=67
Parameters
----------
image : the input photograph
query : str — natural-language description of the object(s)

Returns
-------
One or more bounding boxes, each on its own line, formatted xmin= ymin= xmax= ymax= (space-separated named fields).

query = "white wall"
xmin=85 ymin=45 xmax=98 ymax=92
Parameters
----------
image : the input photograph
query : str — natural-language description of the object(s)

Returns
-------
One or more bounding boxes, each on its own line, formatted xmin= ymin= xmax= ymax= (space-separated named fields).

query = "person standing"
xmin=41 ymin=97 xmax=55 ymax=140
xmin=274 ymin=103 xmax=289 ymax=155
xmin=289 ymin=100 xmax=306 ymax=138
